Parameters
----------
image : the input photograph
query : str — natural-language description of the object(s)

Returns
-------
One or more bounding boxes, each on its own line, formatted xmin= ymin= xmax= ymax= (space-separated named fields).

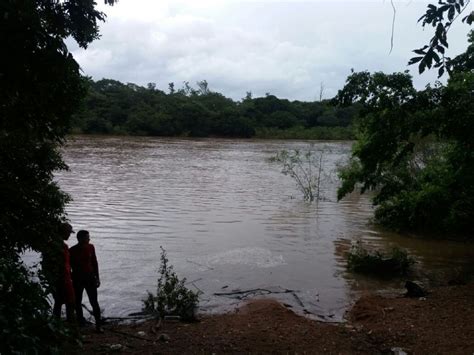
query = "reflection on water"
xmin=56 ymin=135 xmax=474 ymax=321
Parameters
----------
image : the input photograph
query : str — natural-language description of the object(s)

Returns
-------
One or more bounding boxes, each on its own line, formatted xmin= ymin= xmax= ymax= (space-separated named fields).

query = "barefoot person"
xmin=69 ymin=230 xmax=103 ymax=332
xmin=51 ymin=222 xmax=75 ymax=322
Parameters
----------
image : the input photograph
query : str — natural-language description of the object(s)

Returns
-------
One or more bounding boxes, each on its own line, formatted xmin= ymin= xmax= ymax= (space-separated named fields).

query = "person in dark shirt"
xmin=51 ymin=222 xmax=75 ymax=322
xmin=69 ymin=230 xmax=103 ymax=332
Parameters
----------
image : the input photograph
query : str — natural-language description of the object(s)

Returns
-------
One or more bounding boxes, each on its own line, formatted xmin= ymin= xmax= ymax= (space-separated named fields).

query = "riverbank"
xmin=77 ymin=282 xmax=474 ymax=354
xmin=69 ymin=125 xmax=355 ymax=141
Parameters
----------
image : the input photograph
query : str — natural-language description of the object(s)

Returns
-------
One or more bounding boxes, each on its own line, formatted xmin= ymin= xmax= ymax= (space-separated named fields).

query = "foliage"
xmin=71 ymin=78 xmax=360 ymax=138
xmin=335 ymin=48 xmax=474 ymax=236
xmin=143 ymin=247 xmax=200 ymax=321
xmin=347 ymin=242 xmax=415 ymax=277
xmin=255 ymin=125 xmax=354 ymax=140
xmin=409 ymin=0 xmax=473 ymax=76
xmin=1 ymin=0 xmax=114 ymax=353
xmin=0 ymin=255 xmax=78 ymax=354
xmin=336 ymin=11 xmax=474 ymax=236
xmin=270 ymin=148 xmax=327 ymax=202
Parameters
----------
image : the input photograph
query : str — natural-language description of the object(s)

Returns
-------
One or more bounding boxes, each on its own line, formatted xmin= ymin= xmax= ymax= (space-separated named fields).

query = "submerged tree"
xmin=1 ymin=0 xmax=115 ymax=352
xmin=271 ymin=147 xmax=326 ymax=202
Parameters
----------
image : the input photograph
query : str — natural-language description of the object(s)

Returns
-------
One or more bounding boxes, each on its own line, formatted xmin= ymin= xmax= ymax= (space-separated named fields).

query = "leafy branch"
xmin=409 ymin=0 xmax=473 ymax=77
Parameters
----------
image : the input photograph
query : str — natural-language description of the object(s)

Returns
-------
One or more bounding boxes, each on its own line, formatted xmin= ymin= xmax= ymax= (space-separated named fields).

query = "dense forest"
xmin=71 ymin=79 xmax=359 ymax=139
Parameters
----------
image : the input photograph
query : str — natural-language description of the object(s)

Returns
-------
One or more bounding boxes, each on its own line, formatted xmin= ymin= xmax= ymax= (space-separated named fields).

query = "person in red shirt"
xmin=52 ymin=222 xmax=75 ymax=322
xmin=69 ymin=230 xmax=103 ymax=332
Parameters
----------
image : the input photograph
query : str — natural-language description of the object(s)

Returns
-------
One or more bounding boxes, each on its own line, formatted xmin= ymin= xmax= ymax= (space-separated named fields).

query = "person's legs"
xmin=52 ymin=298 xmax=62 ymax=319
xmin=84 ymin=281 xmax=101 ymax=328
xmin=52 ymin=286 xmax=63 ymax=319
xmin=65 ymin=302 xmax=75 ymax=323
xmin=74 ymin=280 xmax=85 ymax=325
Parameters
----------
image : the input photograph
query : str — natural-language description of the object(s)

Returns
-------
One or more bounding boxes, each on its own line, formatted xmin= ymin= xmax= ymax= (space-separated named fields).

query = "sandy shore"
xmin=77 ymin=282 xmax=474 ymax=354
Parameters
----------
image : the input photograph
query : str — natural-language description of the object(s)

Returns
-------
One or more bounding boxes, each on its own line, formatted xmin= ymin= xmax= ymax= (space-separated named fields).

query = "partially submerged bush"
xmin=143 ymin=247 xmax=200 ymax=321
xmin=347 ymin=242 xmax=415 ymax=276
xmin=270 ymin=147 xmax=326 ymax=202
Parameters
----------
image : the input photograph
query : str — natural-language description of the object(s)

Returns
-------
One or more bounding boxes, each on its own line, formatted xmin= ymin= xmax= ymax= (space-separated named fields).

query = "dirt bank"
xmin=78 ymin=283 xmax=474 ymax=354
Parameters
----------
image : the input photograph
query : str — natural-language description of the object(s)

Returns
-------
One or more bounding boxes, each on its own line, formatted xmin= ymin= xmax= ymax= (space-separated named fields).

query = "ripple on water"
xmin=56 ymin=136 xmax=474 ymax=319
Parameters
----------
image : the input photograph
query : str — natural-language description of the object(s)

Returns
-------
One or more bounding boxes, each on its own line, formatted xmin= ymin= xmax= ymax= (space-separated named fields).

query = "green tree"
xmin=1 ymin=0 xmax=115 ymax=352
xmin=335 ymin=1 xmax=473 ymax=236
xmin=72 ymin=76 xmax=360 ymax=139
xmin=336 ymin=48 xmax=473 ymax=235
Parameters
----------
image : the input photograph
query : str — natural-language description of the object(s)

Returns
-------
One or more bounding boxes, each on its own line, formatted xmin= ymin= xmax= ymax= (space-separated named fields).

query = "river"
xmin=55 ymin=135 xmax=474 ymax=321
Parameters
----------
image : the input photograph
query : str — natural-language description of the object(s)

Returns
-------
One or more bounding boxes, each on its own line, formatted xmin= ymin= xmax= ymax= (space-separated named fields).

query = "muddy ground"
xmin=76 ymin=283 xmax=474 ymax=354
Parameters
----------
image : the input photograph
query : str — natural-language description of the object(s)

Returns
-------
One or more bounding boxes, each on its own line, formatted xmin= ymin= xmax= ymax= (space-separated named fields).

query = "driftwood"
xmin=186 ymin=260 xmax=214 ymax=271
xmin=81 ymin=304 xmax=154 ymax=324
xmin=291 ymin=292 xmax=305 ymax=308
xmin=213 ymin=287 xmax=336 ymax=320
xmin=185 ymin=277 xmax=203 ymax=285
xmin=150 ymin=318 xmax=162 ymax=335
xmin=104 ymin=315 xmax=153 ymax=321
xmin=214 ymin=286 xmax=310 ymax=313
xmin=213 ymin=287 xmax=295 ymax=299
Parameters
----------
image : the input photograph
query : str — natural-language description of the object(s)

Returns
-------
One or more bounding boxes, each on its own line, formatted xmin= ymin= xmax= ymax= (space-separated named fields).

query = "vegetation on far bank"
xmin=71 ymin=78 xmax=358 ymax=140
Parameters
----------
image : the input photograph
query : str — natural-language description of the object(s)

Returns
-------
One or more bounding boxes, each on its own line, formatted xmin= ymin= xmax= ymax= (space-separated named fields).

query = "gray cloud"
xmin=69 ymin=0 xmax=470 ymax=101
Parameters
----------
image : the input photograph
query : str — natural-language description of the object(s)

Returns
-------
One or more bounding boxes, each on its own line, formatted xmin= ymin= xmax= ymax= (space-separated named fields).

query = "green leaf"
xmin=439 ymin=35 xmax=449 ymax=48
xmin=408 ymin=56 xmax=424 ymax=65
xmin=448 ymin=6 xmax=455 ymax=20
xmin=462 ymin=12 xmax=474 ymax=24
xmin=438 ymin=66 xmax=445 ymax=77
xmin=419 ymin=60 xmax=427 ymax=74
xmin=436 ymin=45 xmax=446 ymax=54
xmin=414 ymin=49 xmax=427 ymax=55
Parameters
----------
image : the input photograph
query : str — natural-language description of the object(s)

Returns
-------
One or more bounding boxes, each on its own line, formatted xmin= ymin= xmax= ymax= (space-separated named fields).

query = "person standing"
xmin=69 ymin=230 xmax=103 ymax=332
xmin=51 ymin=222 xmax=75 ymax=322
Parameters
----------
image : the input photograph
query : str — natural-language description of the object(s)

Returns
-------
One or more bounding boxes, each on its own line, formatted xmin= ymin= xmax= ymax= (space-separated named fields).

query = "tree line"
xmin=71 ymin=78 xmax=359 ymax=139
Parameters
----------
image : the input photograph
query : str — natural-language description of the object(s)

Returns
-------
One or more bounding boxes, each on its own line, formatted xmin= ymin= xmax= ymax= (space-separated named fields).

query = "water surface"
xmin=57 ymin=135 xmax=474 ymax=321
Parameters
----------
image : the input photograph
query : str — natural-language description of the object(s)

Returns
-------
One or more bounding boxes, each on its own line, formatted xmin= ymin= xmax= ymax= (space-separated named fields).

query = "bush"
xmin=347 ymin=242 xmax=415 ymax=277
xmin=143 ymin=247 xmax=200 ymax=321
xmin=0 ymin=256 xmax=76 ymax=354
xmin=270 ymin=147 xmax=327 ymax=202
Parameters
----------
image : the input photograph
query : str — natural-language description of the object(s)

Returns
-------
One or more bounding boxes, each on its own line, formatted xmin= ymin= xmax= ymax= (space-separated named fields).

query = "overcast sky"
xmin=69 ymin=0 xmax=471 ymax=101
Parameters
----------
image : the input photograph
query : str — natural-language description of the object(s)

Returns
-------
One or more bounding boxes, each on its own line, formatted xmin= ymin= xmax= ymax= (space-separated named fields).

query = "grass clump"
xmin=143 ymin=247 xmax=200 ymax=321
xmin=347 ymin=242 xmax=415 ymax=277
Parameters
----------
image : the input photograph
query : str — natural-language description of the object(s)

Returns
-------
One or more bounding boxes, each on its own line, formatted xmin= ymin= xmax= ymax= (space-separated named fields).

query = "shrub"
xmin=143 ymin=247 xmax=200 ymax=321
xmin=270 ymin=148 xmax=326 ymax=202
xmin=347 ymin=242 xmax=415 ymax=277
xmin=0 ymin=256 xmax=76 ymax=354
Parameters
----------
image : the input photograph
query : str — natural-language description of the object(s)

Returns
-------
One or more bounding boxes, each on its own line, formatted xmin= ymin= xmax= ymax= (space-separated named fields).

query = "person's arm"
xmin=91 ymin=244 xmax=100 ymax=288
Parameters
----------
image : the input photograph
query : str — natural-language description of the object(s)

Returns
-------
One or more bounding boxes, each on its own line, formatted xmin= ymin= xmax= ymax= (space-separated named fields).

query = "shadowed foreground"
xmin=77 ymin=283 xmax=474 ymax=354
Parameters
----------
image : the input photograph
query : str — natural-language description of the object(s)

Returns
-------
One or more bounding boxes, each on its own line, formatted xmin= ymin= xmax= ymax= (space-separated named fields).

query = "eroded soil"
xmin=77 ymin=283 xmax=474 ymax=354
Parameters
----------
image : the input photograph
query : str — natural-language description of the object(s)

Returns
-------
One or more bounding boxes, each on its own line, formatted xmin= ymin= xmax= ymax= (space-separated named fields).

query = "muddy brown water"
xmin=54 ymin=135 xmax=474 ymax=321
